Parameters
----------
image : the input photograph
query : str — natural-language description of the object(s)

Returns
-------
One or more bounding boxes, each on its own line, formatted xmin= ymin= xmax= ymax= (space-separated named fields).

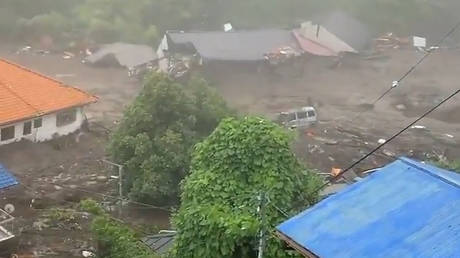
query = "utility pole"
xmin=257 ymin=192 xmax=266 ymax=258
xmin=101 ymin=159 xmax=124 ymax=217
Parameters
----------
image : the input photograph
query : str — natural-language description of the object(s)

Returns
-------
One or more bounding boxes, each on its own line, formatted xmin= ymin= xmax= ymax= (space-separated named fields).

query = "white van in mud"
xmin=276 ymin=106 xmax=317 ymax=129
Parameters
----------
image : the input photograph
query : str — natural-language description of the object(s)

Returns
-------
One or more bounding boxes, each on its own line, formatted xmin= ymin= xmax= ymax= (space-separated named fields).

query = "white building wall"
xmin=156 ymin=34 xmax=169 ymax=73
xmin=0 ymin=107 xmax=85 ymax=146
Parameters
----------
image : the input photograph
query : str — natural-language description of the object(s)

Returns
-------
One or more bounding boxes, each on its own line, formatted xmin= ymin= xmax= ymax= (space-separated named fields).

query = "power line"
xmin=18 ymin=184 xmax=163 ymax=238
xmin=10 ymin=90 xmax=459 ymax=221
xmin=11 ymin=154 xmax=172 ymax=211
xmin=16 ymin=154 xmax=105 ymax=175
xmin=268 ymin=202 xmax=290 ymax=218
xmin=397 ymin=22 xmax=460 ymax=83
xmin=14 ymin=172 xmax=172 ymax=212
xmin=16 ymin=167 xmax=262 ymax=214
xmin=48 ymin=181 xmax=172 ymax=212
xmin=353 ymin=20 xmax=460 ymax=121
xmin=14 ymin=156 xmax=265 ymax=214
xmin=282 ymin=89 xmax=459 ymax=215
xmin=317 ymin=88 xmax=460 ymax=193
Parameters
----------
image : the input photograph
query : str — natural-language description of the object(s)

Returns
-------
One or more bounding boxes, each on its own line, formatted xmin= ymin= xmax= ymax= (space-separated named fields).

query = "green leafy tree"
xmin=338 ymin=0 xmax=434 ymax=34
xmin=144 ymin=25 xmax=160 ymax=46
xmin=172 ymin=117 xmax=322 ymax=258
xmin=17 ymin=11 xmax=71 ymax=39
xmin=91 ymin=216 xmax=157 ymax=258
xmin=80 ymin=199 xmax=157 ymax=258
xmin=73 ymin=0 xmax=158 ymax=43
xmin=109 ymin=74 xmax=233 ymax=205
xmin=1 ymin=0 xmax=455 ymax=44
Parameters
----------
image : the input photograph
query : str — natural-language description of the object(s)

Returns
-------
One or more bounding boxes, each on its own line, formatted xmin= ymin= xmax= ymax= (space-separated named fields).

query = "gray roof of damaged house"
xmin=142 ymin=233 xmax=176 ymax=255
xmin=86 ymin=42 xmax=157 ymax=68
xmin=166 ymin=29 xmax=300 ymax=61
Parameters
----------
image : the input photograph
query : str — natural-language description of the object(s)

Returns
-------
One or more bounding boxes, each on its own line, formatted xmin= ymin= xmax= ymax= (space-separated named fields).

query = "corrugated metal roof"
xmin=142 ymin=233 xmax=175 ymax=254
xmin=277 ymin=157 xmax=460 ymax=258
xmin=293 ymin=22 xmax=357 ymax=56
xmin=167 ymin=30 xmax=300 ymax=61
xmin=0 ymin=164 xmax=18 ymax=190
xmin=292 ymin=30 xmax=337 ymax=57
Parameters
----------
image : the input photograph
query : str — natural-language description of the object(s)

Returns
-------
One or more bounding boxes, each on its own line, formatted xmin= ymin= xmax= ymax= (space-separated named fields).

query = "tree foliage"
xmin=1 ymin=0 xmax=457 ymax=44
xmin=73 ymin=0 xmax=159 ymax=44
xmin=91 ymin=216 xmax=157 ymax=258
xmin=80 ymin=199 xmax=157 ymax=258
xmin=338 ymin=0 xmax=435 ymax=33
xmin=109 ymin=74 xmax=233 ymax=205
xmin=172 ymin=117 xmax=323 ymax=258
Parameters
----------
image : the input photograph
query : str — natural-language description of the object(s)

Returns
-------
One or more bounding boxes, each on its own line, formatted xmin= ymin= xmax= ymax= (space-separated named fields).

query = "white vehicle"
xmin=277 ymin=106 xmax=317 ymax=129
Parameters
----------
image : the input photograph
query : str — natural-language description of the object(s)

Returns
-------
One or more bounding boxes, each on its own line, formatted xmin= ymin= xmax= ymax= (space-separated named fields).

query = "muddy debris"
xmin=33 ymin=219 xmax=50 ymax=231
xmin=395 ymin=104 xmax=407 ymax=111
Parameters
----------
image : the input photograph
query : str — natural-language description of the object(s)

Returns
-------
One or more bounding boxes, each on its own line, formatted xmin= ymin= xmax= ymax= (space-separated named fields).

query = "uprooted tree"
xmin=109 ymin=73 xmax=233 ymax=205
xmin=172 ymin=117 xmax=323 ymax=258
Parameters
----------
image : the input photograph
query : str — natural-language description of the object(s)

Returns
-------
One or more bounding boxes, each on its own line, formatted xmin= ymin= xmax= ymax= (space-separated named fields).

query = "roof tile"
xmin=0 ymin=59 xmax=97 ymax=125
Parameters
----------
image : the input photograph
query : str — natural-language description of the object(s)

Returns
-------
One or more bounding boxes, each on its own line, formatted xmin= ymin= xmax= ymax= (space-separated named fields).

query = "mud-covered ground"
xmin=0 ymin=44 xmax=459 ymax=257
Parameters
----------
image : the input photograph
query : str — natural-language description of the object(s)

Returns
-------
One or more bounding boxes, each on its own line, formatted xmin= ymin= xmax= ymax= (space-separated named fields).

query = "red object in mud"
xmin=305 ymin=130 xmax=315 ymax=137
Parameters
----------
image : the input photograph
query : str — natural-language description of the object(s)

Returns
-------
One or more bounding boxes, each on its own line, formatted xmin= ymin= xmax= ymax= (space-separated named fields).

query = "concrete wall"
xmin=0 ymin=107 xmax=85 ymax=146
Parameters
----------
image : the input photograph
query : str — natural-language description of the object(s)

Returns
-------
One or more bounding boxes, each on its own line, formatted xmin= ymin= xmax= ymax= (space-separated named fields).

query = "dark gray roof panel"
xmin=167 ymin=30 xmax=300 ymax=61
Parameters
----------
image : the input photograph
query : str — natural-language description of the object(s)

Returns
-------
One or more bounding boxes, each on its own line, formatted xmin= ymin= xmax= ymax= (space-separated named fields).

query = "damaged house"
xmin=156 ymin=29 xmax=302 ymax=74
xmin=311 ymin=11 xmax=372 ymax=53
xmin=293 ymin=22 xmax=357 ymax=57
xmin=157 ymin=15 xmax=370 ymax=77
xmin=0 ymin=59 xmax=97 ymax=146
xmin=293 ymin=11 xmax=372 ymax=59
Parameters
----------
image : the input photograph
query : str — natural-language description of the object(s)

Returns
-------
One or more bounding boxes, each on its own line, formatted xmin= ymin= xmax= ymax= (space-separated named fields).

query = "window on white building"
xmin=34 ymin=118 xmax=42 ymax=128
xmin=23 ymin=121 xmax=32 ymax=135
xmin=1 ymin=126 xmax=15 ymax=141
xmin=56 ymin=109 xmax=77 ymax=127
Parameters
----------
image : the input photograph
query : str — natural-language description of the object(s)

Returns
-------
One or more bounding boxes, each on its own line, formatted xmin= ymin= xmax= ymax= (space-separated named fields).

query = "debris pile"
xmin=168 ymin=59 xmax=191 ymax=80
xmin=374 ymin=33 xmax=410 ymax=51
xmin=264 ymin=46 xmax=301 ymax=66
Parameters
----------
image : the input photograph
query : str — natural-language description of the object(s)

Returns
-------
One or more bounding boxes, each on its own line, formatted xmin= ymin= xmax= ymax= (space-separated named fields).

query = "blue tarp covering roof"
xmin=0 ymin=164 xmax=18 ymax=190
xmin=277 ymin=157 xmax=460 ymax=258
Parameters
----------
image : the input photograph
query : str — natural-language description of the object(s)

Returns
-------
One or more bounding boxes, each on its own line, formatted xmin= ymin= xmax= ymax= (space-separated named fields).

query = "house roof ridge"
xmin=399 ymin=157 xmax=460 ymax=188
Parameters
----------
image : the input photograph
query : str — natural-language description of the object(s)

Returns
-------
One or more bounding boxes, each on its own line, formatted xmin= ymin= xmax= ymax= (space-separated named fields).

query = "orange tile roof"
xmin=0 ymin=59 xmax=97 ymax=126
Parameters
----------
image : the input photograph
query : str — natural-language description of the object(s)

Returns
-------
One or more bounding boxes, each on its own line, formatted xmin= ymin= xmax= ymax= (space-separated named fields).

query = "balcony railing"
xmin=0 ymin=209 xmax=14 ymax=242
